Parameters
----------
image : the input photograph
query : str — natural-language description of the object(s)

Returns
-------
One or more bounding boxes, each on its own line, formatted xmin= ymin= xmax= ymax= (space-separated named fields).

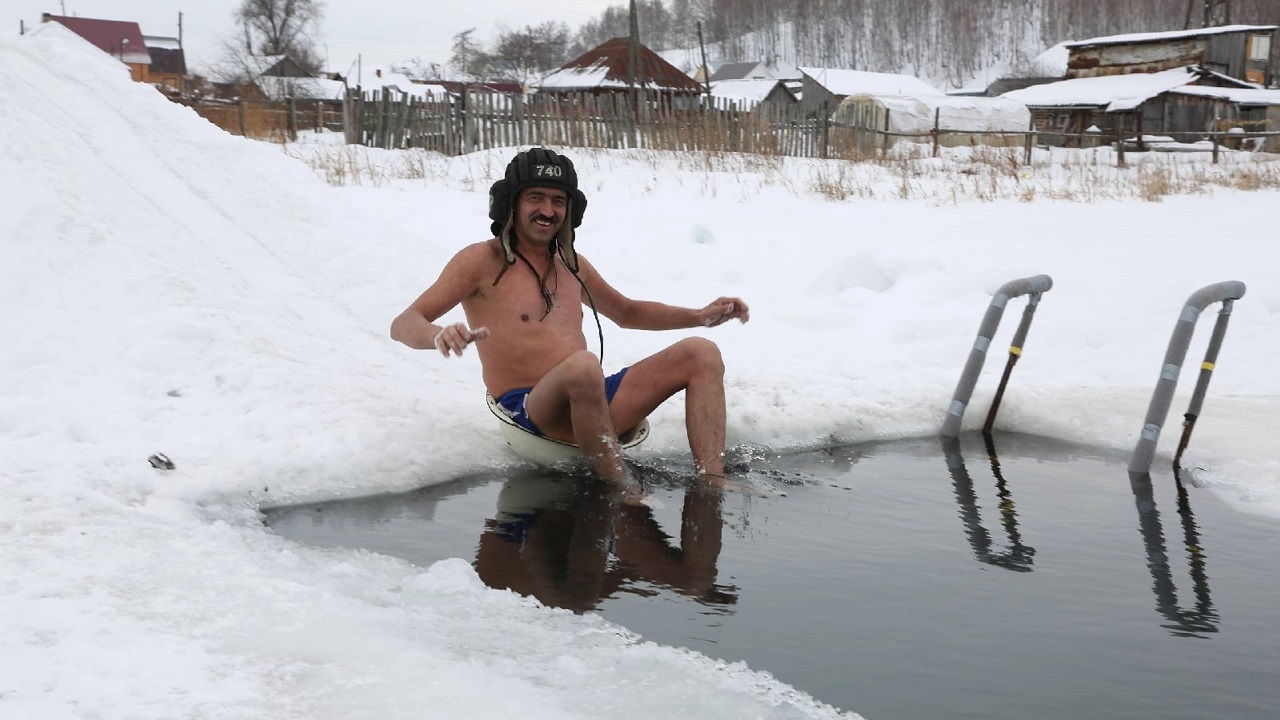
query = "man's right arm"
xmin=390 ymin=245 xmax=487 ymax=354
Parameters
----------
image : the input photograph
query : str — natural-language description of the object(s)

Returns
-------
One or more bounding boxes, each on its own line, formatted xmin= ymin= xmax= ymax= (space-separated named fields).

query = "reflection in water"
xmin=1129 ymin=471 xmax=1219 ymax=638
xmin=941 ymin=436 xmax=1036 ymax=572
xmin=473 ymin=474 xmax=738 ymax=613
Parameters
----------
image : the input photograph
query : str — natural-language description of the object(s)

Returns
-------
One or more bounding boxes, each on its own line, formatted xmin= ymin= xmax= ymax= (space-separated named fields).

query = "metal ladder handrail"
xmin=1128 ymin=281 xmax=1246 ymax=478
xmin=941 ymin=274 xmax=1054 ymax=438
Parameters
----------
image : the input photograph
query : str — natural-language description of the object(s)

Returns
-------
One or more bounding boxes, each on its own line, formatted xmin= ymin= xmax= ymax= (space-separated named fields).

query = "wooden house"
xmin=1064 ymin=25 xmax=1276 ymax=86
xmin=1168 ymin=85 xmax=1280 ymax=151
xmin=144 ymin=35 xmax=187 ymax=96
xmin=42 ymin=14 xmax=151 ymax=82
xmin=1001 ymin=65 xmax=1258 ymax=146
xmin=538 ymin=37 xmax=704 ymax=107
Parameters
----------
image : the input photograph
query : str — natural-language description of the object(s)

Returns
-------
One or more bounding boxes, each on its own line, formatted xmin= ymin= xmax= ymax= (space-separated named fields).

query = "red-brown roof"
xmin=43 ymin=14 xmax=151 ymax=65
xmin=541 ymin=37 xmax=702 ymax=93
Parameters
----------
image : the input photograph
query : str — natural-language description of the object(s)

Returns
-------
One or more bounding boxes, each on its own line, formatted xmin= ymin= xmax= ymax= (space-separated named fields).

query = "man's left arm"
xmin=578 ymin=257 xmax=749 ymax=330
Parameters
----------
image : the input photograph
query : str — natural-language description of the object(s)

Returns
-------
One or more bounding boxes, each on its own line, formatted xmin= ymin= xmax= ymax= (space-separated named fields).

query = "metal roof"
xmin=541 ymin=37 xmax=703 ymax=93
xmin=43 ymin=14 xmax=151 ymax=65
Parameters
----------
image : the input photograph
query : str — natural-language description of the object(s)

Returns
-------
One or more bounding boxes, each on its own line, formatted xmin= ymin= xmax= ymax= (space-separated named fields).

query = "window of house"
xmin=1248 ymin=35 xmax=1271 ymax=62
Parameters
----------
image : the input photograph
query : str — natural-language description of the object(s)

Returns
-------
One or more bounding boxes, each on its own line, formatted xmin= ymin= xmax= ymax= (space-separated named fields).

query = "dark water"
xmin=264 ymin=433 xmax=1280 ymax=720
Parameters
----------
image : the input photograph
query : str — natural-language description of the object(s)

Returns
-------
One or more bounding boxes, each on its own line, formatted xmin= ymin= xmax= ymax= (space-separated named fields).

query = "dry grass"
xmin=276 ymin=127 xmax=1280 ymax=205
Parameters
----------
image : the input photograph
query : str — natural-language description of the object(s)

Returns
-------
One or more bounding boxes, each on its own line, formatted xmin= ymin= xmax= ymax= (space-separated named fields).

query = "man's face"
xmin=514 ymin=186 xmax=567 ymax=245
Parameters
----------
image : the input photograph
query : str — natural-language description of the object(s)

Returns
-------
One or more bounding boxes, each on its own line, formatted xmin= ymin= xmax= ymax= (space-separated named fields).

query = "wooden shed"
xmin=1002 ymin=65 xmax=1257 ymax=146
xmin=1064 ymin=24 xmax=1276 ymax=86
xmin=1168 ymin=85 xmax=1280 ymax=151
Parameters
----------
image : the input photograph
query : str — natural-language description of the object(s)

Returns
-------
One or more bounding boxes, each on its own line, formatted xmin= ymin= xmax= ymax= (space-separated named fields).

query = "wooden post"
xmin=1115 ymin=113 xmax=1126 ymax=168
xmin=1024 ymin=115 xmax=1034 ymax=165
xmin=237 ymin=98 xmax=247 ymax=136
xmin=287 ymin=97 xmax=298 ymax=141
xmin=1212 ymin=132 xmax=1220 ymax=164
xmin=932 ymin=107 xmax=941 ymax=157
xmin=882 ymin=108 xmax=892 ymax=158
xmin=820 ymin=101 xmax=830 ymax=159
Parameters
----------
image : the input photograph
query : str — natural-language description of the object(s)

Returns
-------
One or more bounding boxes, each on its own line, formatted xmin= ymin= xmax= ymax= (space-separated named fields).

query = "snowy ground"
xmin=4 ymin=23 xmax=1279 ymax=720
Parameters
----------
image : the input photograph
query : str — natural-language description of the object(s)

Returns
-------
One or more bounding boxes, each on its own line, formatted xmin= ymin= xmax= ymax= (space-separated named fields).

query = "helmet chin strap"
xmin=489 ymin=198 xmax=604 ymax=362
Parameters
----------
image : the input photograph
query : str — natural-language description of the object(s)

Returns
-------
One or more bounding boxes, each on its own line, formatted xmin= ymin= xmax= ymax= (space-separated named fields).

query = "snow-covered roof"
xmin=801 ymin=67 xmax=941 ymax=98
xmin=291 ymin=77 xmax=349 ymax=100
xmin=1065 ymin=24 xmax=1277 ymax=49
xmin=709 ymin=78 xmax=792 ymax=106
xmin=1001 ymin=66 xmax=1214 ymax=111
xmin=541 ymin=38 xmax=703 ymax=93
xmin=1171 ymin=85 xmax=1280 ymax=106
xmin=356 ymin=68 xmax=449 ymax=100
xmin=540 ymin=63 xmax=615 ymax=90
xmin=1030 ymin=42 xmax=1070 ymax=77
xmin=143 ymin=35 xmax=181 ymax=51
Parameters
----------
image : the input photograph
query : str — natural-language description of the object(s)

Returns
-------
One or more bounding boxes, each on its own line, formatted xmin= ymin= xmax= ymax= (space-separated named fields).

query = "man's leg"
xmin=607 ymin=337 xmax=727 ymax=476
xmin=524 ymin=350 xmax=631 ymax=484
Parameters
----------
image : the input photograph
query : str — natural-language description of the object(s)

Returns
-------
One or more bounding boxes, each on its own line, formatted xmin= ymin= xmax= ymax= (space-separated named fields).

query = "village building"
xmin=994 ymin=25 xmax=1280 ymax=148
xmin=1063 ymin=24 xmax=1276 ymax=85
xmin=538 ymin=37 xmax=704 ymax=107
xmin=143 ymin=35 xmax=188 ymax=97
xmin=41 ymin=13 xmax=149 ymax=73
xmin=1001 ymin=65 xmax=1260 ymax=146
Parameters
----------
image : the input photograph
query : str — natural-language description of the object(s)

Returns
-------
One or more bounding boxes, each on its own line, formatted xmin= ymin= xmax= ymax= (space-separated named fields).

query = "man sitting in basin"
xmin=390 ymin=148 xmax=749 ymax=496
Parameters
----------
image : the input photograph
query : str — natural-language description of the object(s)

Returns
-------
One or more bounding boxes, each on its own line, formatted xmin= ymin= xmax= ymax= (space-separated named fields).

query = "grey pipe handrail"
xmin=941 ymin=275 xmax=1054 ymax=438
xmin=1128 ymin=281 xmax=1246 ymax=477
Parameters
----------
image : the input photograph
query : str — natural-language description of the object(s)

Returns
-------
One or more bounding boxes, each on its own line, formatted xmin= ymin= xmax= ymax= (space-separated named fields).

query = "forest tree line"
xmin=451 ymin=0 xmax=1278 ymax=88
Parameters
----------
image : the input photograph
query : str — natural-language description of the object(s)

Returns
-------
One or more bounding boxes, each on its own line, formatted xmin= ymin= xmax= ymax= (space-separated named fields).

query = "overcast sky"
xmin=8 ymin=0 xmax=626 ymax=72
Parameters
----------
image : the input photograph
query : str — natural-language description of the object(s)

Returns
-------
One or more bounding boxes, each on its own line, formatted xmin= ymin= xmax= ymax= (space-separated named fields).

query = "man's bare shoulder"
xmin=444 ymin=238 xmax=504 ymax=275
xmin=454 ymin=238 xmax=504 ymax=262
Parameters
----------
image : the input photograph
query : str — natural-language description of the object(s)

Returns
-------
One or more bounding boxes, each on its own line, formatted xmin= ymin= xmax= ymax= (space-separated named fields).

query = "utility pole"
xmin=178 ymin=12 xmax=184 ymax=48
xmin=697 ymin=21 xmax=712 ymax=100
xmin=627 ymin=0 xmax=639 ymax=145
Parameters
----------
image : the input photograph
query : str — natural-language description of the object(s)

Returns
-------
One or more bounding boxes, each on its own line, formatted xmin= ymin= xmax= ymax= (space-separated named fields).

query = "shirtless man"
xmin=390 ymin=148 xmax=748 ymax=493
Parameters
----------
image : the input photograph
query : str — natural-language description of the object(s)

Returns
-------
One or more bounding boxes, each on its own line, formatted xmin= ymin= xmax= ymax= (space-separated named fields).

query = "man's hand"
xmin=433 ymin=323 xmax=490 ymax=357
xmin=697 ymin=297 xmax=750 ymax=327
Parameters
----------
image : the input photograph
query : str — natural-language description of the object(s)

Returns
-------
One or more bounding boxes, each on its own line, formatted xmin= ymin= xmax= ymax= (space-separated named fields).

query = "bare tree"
xmin=234 ymin=0 xmax=325 ymax=73
xmin=450 ymin=28 xmax=495 ymax=80
xmin=491 ymin=22 xmax=571 ymax=85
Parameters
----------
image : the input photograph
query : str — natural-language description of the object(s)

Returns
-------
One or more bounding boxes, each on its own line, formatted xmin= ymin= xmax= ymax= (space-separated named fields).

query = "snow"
xmin=710 ymin=78 xmax=791 ymax=106
xmin=834 ymin=93 xmax=1030 ymax=133
xmin=538 ymin=62 xmax=615 ymax=90
xmin=6 ymin=21 xmax=1280 ymax=720
xmin=1065 ymin=24 xmax=1279 ymax=49
xmin=1029 ymin=41 xmax=1070 ymax=77
xmin=1001 ymin=66 xmax=1207 ymax=110
xmin=800 ymin=67 xmax=942 ymax=97
xmin=1172 ymin=85 xmax=1280 ymax=106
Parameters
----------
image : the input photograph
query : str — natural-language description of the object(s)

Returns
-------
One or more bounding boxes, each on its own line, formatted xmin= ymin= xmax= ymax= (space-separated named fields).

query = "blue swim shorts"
xmin=495 ymin=367 xmax=630 ymax=437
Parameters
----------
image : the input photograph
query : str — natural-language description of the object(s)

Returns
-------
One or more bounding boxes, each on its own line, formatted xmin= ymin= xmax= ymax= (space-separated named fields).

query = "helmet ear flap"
xmin=570 ymin=188 xmax=587 ymax=228
xmin=488 ymin=178 xmax=511 ymax=235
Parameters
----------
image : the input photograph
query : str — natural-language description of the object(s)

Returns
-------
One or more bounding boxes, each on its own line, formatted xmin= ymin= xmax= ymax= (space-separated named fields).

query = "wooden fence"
xmin=183 ymin=90 xmax=1280 ymax=167
xmin=342 ymin=88 xmax=830 ymax=159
